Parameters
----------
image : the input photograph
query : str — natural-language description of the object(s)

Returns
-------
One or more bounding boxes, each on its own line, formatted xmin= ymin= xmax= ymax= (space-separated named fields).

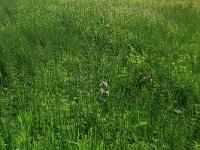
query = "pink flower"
xmin=100 ymin=81 xmax=108 ymax=88
xmin=100 ymin=89 xmax=109 ymax=95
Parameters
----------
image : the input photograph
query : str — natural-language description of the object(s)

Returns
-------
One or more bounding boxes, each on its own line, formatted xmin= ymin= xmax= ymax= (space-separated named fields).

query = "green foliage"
xmin=0 ymin=0 xmax=200 ymax=149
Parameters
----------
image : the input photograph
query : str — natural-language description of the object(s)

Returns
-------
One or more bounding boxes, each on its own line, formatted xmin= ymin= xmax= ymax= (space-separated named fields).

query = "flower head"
xmin=100 ymin=89 xmax=109 ymax=96
xmin=100 ymin=81 xmax=108 ymax=88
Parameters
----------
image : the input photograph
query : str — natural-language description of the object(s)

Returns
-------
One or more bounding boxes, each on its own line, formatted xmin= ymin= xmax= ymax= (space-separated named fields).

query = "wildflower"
xmin=100 ymin=81 xmax=109 ymax=97
xmin=100 ymin=89 xmax=109 ymax=95
xmin=100 ymin=81 xmax=108 ymax=88
xmin=142 ymin=75 xmax=153 ymax=82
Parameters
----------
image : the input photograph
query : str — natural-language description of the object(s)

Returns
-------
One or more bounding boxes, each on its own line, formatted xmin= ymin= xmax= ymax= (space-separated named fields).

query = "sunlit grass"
xmin=0 ymin=0 xmax=200 ymax=149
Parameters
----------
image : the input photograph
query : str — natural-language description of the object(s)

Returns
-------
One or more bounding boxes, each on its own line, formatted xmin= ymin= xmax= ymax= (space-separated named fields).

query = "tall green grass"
xmin=0 ymin=0 xmax=200 ymax=149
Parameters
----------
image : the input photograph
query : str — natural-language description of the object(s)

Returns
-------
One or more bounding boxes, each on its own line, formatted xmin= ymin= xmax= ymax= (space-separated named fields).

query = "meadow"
xmin=0 ymin=0 xmax=200 ymax=149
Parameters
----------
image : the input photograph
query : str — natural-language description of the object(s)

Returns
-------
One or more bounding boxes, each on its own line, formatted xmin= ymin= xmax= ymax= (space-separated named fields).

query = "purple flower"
xmin=100 ymin=81 xmax=108 ymax=88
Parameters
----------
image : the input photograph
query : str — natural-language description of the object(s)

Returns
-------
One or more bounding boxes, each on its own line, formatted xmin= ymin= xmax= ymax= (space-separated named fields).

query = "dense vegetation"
xmin=0 ymin=0 xmax=200 ymax=149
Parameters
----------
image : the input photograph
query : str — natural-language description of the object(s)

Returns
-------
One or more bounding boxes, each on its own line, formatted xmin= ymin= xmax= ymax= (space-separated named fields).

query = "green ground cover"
xmin=0 ymin=0 xmax=200 ymax=149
